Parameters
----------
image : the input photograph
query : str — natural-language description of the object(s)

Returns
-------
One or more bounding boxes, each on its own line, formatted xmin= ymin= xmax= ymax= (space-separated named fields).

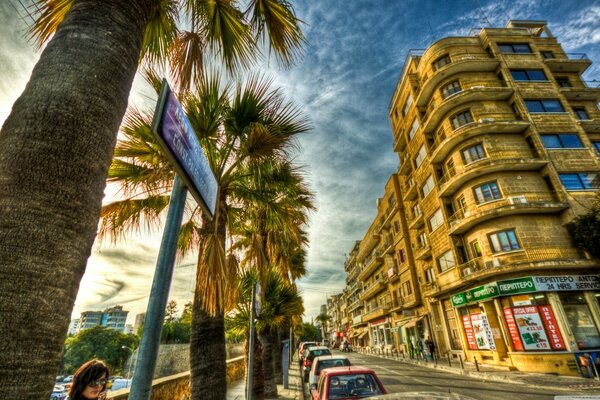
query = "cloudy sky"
xmin=1 ymin=0 xmax=599 ymax=324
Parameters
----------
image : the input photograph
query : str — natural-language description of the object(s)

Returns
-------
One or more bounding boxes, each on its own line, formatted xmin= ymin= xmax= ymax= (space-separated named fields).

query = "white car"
xmin=110 ymin=378 xmax=132 ymax=391
xmin=308 ymin=354 xmax=351 ymax=391
xmin=62 ymin=375 xmax=74 ymax=383
xmin=50 ymin=384 xmax=68 ymax=399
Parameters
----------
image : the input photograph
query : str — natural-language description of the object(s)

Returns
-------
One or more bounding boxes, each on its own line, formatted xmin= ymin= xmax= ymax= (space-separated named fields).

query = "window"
xmin=402 ymin=281 xmax=412 ymax=296
xmin=451 ymin=110 xmax=474 ymax=129
xmin=397 ymin=249 xmax=406 ymax=265
xmin=425 ymin=268 xmax=435 ymax=283
xmin=421 ymin=175 xmax=435 ymax=198
xmin=471 ymin=240 xmax=482 ymax=257
xmin=559 ymin=173 xmax=600 ymax=190
xmin=441 ymin=80 xmax=461 ymax=99
xmin=428 ymin=209 xmax=444 ymax=232
xmin=510 ymin=69 xmax=547 ymax=81
xmin=403 ymin=93 xmax=413 ymax=116
xmin=525 ymin=99 xmax=565 ymax=113
xmin=489 ymin=229 xmax=520 ymax=252
xmin=498 ymin=43 xmax=532 ymax=53
xmin=560 ymin=292 xmax=600 ymax=350
xmin=456 ymin=195 xmax=467 ymax=212
xmin=540 ymin=134 xmax=583 ymax=149
xmin=417 ymin=232 xmax=428 ymax=248
xmin=412 ymin=203 xmax=422 ymax=218
xmin=433 ymin=54 xmax=451 ymax=70
xmin=556 ymin=77 xmax=571 ymax=87
xmin=474 ymin=181 xmax=501 ymax=203
xmin=415 ymin=145 xmax=427 ymax=168
xmin=462 ymin=143 xmax=486 ymax=164
xmin=592 ymin=141 xmax=600 ymax=155
xmin=437 ymin=250 xmax=455 ymax=272
xmin=408 ymin=119 xmax=419 ymax=141
xmin=573 ymin=107 xmax=590 ymax=120
xmin=541 ymin=50 xmax=554 ymax=59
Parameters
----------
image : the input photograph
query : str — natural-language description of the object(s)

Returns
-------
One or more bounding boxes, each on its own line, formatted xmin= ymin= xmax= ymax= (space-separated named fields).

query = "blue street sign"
xmin=151 ymin=80 xmax=218 ymax=218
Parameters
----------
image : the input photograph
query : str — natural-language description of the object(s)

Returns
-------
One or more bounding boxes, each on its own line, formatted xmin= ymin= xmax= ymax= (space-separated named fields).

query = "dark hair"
xmin=69 ymin=359 xmax=109 ymax=399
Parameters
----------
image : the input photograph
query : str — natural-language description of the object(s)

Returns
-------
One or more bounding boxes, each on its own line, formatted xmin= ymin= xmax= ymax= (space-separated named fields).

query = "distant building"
xmin=76 ymin=305 xmax=129 ymax=334
xmin=124 ymin=324 xmax=134 ymax=335
xmin=68 ymin=319 xmax=80 ymax=335
xmin=134 ymin=312 xmax=146 ymax=332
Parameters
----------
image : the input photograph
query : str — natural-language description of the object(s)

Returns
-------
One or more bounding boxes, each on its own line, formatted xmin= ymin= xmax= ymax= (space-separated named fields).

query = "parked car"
xmin=50 ymin=384 xmax=68 ymax=400
xmin=368 ymin=393 xmax=478 ymax=399
xmin=312 ymin=366 xmax=387 ymax=400
xmin=298 ymin=341 xmax=318 ymax=365
xmin=308 ymin=355 xmax=351 ymax=391
xmin=109 ymin=378 xmax=132 ymax=391
xmin=62 ymin=375 xmax=74 ymax=383
xmin=302 ymin=346 xmax=332 ymax=382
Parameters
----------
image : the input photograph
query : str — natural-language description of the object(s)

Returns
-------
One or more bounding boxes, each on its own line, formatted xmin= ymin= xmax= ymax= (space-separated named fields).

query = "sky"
xmin=1 ymin=0 xmax=599 ymax=325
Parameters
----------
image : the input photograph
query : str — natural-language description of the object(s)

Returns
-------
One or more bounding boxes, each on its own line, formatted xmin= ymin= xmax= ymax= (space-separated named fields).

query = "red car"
xmin=312 ymin=366 xmax=387 ymax=400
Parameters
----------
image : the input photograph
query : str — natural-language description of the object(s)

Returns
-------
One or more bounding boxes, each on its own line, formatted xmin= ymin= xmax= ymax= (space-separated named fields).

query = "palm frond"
xmin=169 ymin=30 xmax=206 ymax=92
xmin=29 ymin=0 xmax=73 ymax=47
xmin=246 ymin=0 xmax=306 ymax=67
xmin=142 ymin=0 xmax=179 ymax=65
xmin=177 ymin=218 xmax=202 ymax=256
xmin=98 ymin=196 xmax=171 ymax=242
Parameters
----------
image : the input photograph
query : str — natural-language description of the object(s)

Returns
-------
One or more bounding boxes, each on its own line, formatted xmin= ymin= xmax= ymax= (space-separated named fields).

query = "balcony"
xmin=402 ymin=176 xmax=418 ymax=201
xmin=438 ymin=157 xmax=548 ymax=197
xmin=357 ymin=250 xmax=384 ymax=281
xmin=362 ymin=303 xmax=392 ymax=322
xmin=544 ymin=53 xmax=591 ymax=74
xmin=447 ymin=192 xmax=569 ymax=234
xmin=348 ymin=299 xmax=364 ymax=311
xmin=359 ymin=278 xmax=388 ymax=301
xmin=398 ymin=152 xmax=412 ymax=175
xmin=352 ymin=315 xmax=364 ymax=326
xmin=388 ymin=266 xmax=400 ymax=282
xmin=408 ymin=210 xmax=424 ymax=230
xmin=422 ymin=86 xmax=514 ymax=134
xmin=415 ymin=55 xmax=500 ymax=107
xmin=560 ymin=81 xmax=600 ymax=101
xmin=394 ymin=130 xmax=408 ymax=152
xmin=429 ymin=119 xmax=530 ymax=163
xmin=414 ymin=241 xmax=431 ymax=260
xmin=577 ymin=119 xmax=600 ymax=134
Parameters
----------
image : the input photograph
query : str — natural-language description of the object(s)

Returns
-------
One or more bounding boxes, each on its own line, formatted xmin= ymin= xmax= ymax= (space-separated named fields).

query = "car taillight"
xmin=304 ymin=360 xmax=311 ymax=367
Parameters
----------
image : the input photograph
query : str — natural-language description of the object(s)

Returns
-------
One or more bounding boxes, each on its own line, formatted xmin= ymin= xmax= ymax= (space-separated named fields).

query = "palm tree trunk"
xmin=0 ymin=1 xmax=152 ymax=398
xmin=273 ymin=327 xmax=284 ymax=384
xmin=259 ymin=328 xmax=278 ymax=398
xmin=190 ymin=309 xmax=227 ymax=400
xmin=251 ymin=329 xmax=265 ymax=400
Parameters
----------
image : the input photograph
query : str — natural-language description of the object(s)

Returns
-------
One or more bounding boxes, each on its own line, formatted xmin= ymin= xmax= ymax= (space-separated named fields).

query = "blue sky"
xmin=1 ymin=0 xmax=599 ymax=323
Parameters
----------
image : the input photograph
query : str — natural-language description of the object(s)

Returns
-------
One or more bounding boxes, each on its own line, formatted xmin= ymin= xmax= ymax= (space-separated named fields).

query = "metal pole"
xmin=129 ymin=176 xmax=187 ymax=400
xmin=474 ymin=357 xmax=479 ymax=372
xmin=246 ymin=283 xmax=257 ymax=400
xmin=459 ymin=354 xmax=464 ymax=370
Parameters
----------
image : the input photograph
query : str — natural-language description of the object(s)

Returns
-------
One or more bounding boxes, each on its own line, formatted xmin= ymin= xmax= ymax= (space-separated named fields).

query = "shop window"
xmin=489 ymin=229 xmax=520 ymax=253
xmin=441 ymin=80 xmax=462 ymax=99
xmin=540 ymin=134 xmax=583 ymax=149
xmin=437 ymin=250 xmax=455 ymax=272
xmin=432 ymin=54 xmax=451 ymax=71
xmin=459 ymin=306 xmax=496 ymax=350
xmin=525 ymin=99 xmax=565 ymax=113
xmin=559 ymin=173 xmax=600 ymax=190
xmin=510 ymin=69 xmax=547 ymax=81
xmin=573 ymin=107 xmax=590 ymax=120
xmin=560 ymin=292 xmax=600 ymax=350
xmin=473 ymin=181 xmax=501 ymax=204
xmin=450 ymin=110 xmax=474 ymax=130
xmin=462 ymin=143 xmax=487 ymax=164
xmin=498 ymin=43 xmax=532 ymax=54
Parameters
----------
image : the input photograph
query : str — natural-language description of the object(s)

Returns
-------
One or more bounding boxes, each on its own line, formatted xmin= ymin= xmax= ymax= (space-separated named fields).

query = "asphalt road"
xmin=309 ymin=350 xmax=586 ymax=400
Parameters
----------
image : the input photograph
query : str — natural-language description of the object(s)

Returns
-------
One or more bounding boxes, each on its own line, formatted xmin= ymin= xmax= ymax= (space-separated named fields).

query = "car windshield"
xmin=309 ymin=349 xmax=331 ymax=359
xmin=328 ymin=373 xmax=383 ymax=399
xmin=317 ymin=359 xmax=350 ymax=373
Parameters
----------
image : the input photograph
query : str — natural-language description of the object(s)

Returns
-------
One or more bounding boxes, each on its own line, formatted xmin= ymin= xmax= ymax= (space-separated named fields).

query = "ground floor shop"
xmin=446 ymin=274 xmax=600 ymax=376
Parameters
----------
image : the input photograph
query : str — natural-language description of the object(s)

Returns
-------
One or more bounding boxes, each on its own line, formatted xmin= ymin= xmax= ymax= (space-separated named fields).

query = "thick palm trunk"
xmin=273 ymin=327 xmax=284 ymax=384
xmin=190 ymin=309 xmax=227 ymax=400
xmin=0 ymin=1 xmax=152 ymax=399
xmin=259 ymin=328 xmax=278 ymax=398
xmin=251 ymin=329 xmax=265 ymax=400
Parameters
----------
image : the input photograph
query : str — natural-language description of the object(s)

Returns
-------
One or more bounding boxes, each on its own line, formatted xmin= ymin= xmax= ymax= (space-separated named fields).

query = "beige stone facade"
xmin=328 ymin=20 xmax=600 ymax=376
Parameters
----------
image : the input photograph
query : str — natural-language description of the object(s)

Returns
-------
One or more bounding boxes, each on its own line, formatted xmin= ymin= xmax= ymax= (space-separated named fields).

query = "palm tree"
xmin=0 ymin=1 xmax=304 ymax=398
xmin=315 ymin=313 xmax=331 ymax=343
xmin=228 ymin=269 xmax=304 ymax=400
xmin=99 ymin=72 xmax=311 ymax=398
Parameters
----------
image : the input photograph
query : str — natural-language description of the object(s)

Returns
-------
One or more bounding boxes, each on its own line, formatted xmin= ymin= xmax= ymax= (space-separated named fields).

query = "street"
xmin=306 ymin=350 xmax=595 ymax=400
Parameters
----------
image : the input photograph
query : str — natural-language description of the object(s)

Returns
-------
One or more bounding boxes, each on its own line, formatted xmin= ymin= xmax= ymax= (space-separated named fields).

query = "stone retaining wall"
xmin=108 ymin=356 xmax=245 ymax=400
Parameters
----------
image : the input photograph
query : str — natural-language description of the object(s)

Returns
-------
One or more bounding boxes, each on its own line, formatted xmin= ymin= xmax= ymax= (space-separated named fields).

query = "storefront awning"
xmin=397 ymin=315 xmax=425 ymax=329
xmin=357 ymin=330 xmax=369 ymax=339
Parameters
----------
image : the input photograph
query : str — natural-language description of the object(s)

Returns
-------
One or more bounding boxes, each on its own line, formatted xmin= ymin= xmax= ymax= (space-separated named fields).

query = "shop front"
xmin=369 ymin=317 xmax=393 ymax=350
xmin=450 ymin=274 xmax=600 ymax=376
xmin=395 ymin=315 xmax=427 ymax=358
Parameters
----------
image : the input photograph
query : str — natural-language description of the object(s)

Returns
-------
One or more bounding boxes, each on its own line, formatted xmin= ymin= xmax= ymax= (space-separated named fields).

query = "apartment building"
xmin=340 ymin=20 xmax=600 ymax=376
xmin=77 ymin=305 xmax=129 ymax=334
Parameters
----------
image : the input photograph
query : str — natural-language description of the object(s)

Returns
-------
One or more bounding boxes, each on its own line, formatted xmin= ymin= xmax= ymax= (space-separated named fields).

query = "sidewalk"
xmin=226 ymin=359 xmax=305 ymax=400
xmin=358 ymin=349 xmax=600 ymax=393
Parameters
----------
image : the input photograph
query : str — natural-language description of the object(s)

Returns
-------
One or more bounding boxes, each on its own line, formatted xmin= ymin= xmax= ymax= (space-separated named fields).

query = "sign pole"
xmin=129 ymin=175 xmax=187 ymax=400
xmin=246 ymin=283 xmax=257 ymax=400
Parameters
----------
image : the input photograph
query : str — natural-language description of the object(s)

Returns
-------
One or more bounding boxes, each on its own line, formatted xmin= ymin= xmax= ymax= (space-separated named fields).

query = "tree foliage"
xmin=297 ymin=322 xmax=319 ymax=342
xmin=61 ymin=327 xmax=138 ymax=374
xmin=566 ymin=208 xmax=600 ymax=259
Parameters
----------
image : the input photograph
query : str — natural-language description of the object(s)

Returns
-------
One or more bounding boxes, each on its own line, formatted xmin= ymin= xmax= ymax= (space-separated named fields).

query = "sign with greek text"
xmin=503 ymin=307 xmax=524 ymax=351
xmin=497 ymin=277 xmax=536 ymax=295
xmin=151 ymin=80 xmax=218 ymax=218
xmin=513 ymin=306 xmax=550 ymax=350
xmin=532 ymin=275 xmax=600 ymax=292
xmin=539 ymin=305 xmax=565 ymax=350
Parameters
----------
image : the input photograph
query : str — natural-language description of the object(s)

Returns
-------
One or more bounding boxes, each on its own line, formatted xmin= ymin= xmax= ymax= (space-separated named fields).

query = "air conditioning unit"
xmin=478 ymin=118 xmax=495 ymax=123
xmin=485 ymin=259 xmax=502 ymax=269
xmin=462 ymin=267 xmax=475 ymax=277
xmin=508 ymin=195 xmax=527 ymax=205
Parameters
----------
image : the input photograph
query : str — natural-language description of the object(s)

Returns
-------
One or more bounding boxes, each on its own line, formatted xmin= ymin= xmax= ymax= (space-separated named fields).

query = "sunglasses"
xmin=88 ymin=378 xmax=107 ymax=387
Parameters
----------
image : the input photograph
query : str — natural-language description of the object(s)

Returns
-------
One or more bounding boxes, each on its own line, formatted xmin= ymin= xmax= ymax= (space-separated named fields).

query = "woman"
xmin=67 ymin=359 xmax=109 ymax=400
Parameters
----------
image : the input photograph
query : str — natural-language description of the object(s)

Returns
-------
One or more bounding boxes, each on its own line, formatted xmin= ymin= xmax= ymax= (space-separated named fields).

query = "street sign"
xmin=151 ymin=80 xmax=218 ymax=218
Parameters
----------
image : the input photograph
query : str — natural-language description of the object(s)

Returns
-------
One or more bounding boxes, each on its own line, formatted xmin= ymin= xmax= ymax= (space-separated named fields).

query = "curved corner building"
xmin=387 ymin=20 xmax=600 ymax=375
